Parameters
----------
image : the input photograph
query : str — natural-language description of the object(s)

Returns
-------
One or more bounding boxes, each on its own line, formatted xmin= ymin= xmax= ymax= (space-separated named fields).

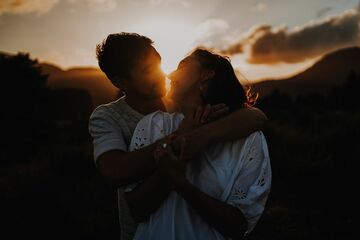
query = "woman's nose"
xmin=167 ymin=70 xmax=176 ymax=80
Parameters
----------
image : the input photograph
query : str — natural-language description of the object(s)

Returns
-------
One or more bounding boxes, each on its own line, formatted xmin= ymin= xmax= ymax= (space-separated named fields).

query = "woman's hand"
xmin=154 ymin=138 xmax=189 ymax=188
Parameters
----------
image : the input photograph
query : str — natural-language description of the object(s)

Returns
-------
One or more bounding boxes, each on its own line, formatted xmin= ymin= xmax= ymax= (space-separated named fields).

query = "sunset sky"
xmin=1 ymin=0 xmax=360 ymax=82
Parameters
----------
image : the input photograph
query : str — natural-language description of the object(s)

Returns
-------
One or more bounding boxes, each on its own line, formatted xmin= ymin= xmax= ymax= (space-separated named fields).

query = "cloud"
xmin=0 ymin=0 xmax=118 ymax=16
xmin=0 ymin=0 xmax=60 ymax=16
xmin=194 ymin=18 xmax=230 ymax=47
xmin=251 ymin=3 xmax=267 ymax=13
xmin=221 ymin=8 xmax=360 ymax=64
xmin=66 ymin=0 xmax=117 ymax=12
xmin=149 ymin=0 xmax=191 ymax=8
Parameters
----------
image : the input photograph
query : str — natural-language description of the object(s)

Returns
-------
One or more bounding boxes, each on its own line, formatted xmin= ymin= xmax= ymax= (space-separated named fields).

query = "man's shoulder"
xmin=90 ymin=97 xmax=128 ymax=119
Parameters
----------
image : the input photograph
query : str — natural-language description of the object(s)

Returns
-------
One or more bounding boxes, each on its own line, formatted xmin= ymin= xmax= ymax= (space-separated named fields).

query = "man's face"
xmin=126 ymin=47 xmax=166 ymax=99
xmin=168 ymin=56 xmax=202 ymax=102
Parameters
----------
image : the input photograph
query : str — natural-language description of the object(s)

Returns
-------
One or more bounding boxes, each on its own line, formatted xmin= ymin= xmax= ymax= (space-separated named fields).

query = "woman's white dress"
xmin=126 ymin=111 xmax=272 ymax=240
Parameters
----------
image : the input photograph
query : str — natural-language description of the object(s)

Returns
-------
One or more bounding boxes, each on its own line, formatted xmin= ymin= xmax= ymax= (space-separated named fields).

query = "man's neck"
xmin=124 ymin=94 xmax=166 ymax=115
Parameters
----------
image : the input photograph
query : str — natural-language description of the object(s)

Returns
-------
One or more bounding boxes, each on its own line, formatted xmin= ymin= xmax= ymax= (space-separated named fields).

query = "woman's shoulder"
xmin=245 ymin=131 xmax=266 ymax=143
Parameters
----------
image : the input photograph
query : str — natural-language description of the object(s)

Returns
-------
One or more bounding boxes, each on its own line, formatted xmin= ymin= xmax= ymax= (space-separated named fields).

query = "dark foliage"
xmin=250 ymin=70 xmax=359 ymax=240
xmin=0 ymin=52 xmax=119 ymax=239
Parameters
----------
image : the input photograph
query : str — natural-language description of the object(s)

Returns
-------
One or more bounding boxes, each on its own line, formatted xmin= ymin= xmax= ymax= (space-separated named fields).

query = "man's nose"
xmin=160 ymin=70 xmax=166 ymax=79
xmin=156 ymin=69 xmax=166 ymax=81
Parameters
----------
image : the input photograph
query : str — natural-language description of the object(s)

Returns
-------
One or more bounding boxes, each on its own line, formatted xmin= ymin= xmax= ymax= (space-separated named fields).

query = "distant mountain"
xmin=253 ymin=46 xmax=360 ymax=98
xmin=38 ymin=46 xmax=360 ymax=105
xmin=39 ymin=63 xmax=119 ymax=108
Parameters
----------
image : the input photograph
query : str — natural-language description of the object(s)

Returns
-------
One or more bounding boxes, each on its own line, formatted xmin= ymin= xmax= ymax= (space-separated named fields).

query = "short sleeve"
xmin=88 ymin=107 xmax=127 ymax=166
xmin=129 ymin=111 xmax=184 ymax=152
xmin=227 ymin=131 xmax=272 ymax=235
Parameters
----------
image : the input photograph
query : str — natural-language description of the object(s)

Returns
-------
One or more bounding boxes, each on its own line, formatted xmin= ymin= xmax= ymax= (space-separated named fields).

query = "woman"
xmin=126 ymin=49 xmax=271 ymax=239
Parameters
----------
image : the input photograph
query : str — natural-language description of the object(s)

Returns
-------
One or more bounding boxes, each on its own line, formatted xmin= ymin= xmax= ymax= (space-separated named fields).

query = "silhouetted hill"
xmin=254 ymin=46 xmax=360 ymax=98
xmin=39 ymin=63 xmax=119 ymax=108
xmin=49 ymin=88 xmax=93 ymax=123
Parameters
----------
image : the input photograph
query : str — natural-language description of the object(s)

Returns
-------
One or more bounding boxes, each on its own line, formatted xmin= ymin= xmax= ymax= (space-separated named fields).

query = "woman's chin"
xmin=167 ymin=89 xmax=176 ymax=101
xmin=162 ymin=95 xmax=179 ymax=112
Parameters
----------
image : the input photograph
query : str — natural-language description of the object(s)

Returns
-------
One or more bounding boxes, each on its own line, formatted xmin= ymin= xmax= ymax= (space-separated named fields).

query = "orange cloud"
xmin=0 ymin=0 xmax=118 ymax=16
xmin=222 ymin=8 xmax=360 ymax=64
xmin=0 ymin=0 xmax=59 ymax=16
xmin=66 ymin=0 xmax=117 ymax=12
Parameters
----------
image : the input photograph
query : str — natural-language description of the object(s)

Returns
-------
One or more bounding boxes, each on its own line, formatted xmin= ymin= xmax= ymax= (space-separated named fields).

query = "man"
xmin=89 ymin=32 xmax=267 ymax=240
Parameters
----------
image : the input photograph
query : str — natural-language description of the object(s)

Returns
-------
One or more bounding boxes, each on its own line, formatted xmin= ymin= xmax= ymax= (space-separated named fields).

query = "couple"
xmin=89 ymin=33 xmax=271 ymax=240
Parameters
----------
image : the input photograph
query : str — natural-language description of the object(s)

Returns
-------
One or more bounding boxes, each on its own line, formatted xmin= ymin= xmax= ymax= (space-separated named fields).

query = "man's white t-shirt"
xmin=88 ymin=96 xmax=143 ymax=240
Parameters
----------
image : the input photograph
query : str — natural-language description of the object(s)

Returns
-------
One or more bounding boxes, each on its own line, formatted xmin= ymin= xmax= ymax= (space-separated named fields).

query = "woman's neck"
xmin=178 ymin=90 xmax=204 ymax=117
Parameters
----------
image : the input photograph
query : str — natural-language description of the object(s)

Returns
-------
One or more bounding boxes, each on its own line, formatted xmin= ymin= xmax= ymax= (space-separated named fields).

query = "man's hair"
xmin=96 ymin=32 xmax=154 ymax=84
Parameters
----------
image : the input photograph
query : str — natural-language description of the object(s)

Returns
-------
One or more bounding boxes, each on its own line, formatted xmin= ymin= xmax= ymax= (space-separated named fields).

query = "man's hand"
xmin=171 ymin=103 xmax=229 ymax=160
xmin=176 ymin=104 xmax=229 ymax=134
xmin=204 ymin=103 xmax=229 ymax=123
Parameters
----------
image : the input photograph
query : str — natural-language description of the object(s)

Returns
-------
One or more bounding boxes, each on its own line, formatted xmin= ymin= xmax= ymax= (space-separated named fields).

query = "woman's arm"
xmin=157 ymin=143 xmax=248 ymax=239
xmin=124 ymin=169 xmax=171 ymax=223
xmin=175 ymin=179 xmax=247 ymax=239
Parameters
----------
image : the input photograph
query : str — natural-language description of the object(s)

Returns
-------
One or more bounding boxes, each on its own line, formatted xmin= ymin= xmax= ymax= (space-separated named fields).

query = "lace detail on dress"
xmin=133 ymin=128 xmax=146 ymax=150
xmin=132 ymin=118 xmax=166 ymax=150
xmin=247 ymin=144 xmax=263 ymax=165
xmin=257 ymin=168 xmax=267 ymax=187
xmin=227 ymin=132 xmax=271 ymax=236
xmin=234 ymin=187 xmax=247 ymax=200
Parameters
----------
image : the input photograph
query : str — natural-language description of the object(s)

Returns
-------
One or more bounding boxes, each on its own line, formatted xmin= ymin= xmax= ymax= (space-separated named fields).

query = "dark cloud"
xmin=222 ymin=9 xmax=360 ymax=64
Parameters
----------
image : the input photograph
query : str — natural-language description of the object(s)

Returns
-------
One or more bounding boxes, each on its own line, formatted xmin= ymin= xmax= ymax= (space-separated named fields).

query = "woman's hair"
xmin=189 ymin=48 xmax=249 ymax=111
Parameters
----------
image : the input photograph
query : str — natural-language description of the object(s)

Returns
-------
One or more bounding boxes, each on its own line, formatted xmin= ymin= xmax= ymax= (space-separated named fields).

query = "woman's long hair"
xmin=189 ymin=48 xmax=250 ymax=111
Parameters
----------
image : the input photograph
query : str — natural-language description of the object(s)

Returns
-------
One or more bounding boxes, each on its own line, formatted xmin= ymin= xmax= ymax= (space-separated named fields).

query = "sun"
xmin=128 ymin=19 xmax=197 ymax=74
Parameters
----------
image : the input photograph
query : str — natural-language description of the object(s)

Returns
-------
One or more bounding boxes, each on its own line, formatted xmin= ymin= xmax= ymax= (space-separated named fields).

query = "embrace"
xmin=89 ymin=33 xmax=272 ymax=240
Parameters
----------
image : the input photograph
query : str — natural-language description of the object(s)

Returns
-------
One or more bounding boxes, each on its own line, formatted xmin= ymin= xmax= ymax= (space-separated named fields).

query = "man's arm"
xmin=124 ymin=106 xmax=267 ymax=221
xmin=173 ymin=106 xmax=267 ymax=156
xmin=193 ymin=106 xmax=267 ymax=145
xmin=97 ymin=137 xmax=168 ymax=187
xmin=96 ymin=105 xmax=266 ymax=187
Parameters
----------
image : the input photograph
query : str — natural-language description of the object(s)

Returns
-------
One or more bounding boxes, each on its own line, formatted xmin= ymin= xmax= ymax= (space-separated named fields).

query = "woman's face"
xmin=167 ymin=56 xmax=202 ymax=102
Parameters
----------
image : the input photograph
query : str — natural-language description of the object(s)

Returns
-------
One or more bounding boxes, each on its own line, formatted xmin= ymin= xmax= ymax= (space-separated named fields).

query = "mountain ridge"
xmin=39 ymin=46 xmax=360 ymax=105
xmin=253 ymin=46 xmax=360 ymax=97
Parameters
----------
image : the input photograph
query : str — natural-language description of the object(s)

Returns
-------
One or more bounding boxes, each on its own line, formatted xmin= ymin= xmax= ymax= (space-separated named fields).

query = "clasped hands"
xmin=153 ymin=103 xmax=229 ymax=188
